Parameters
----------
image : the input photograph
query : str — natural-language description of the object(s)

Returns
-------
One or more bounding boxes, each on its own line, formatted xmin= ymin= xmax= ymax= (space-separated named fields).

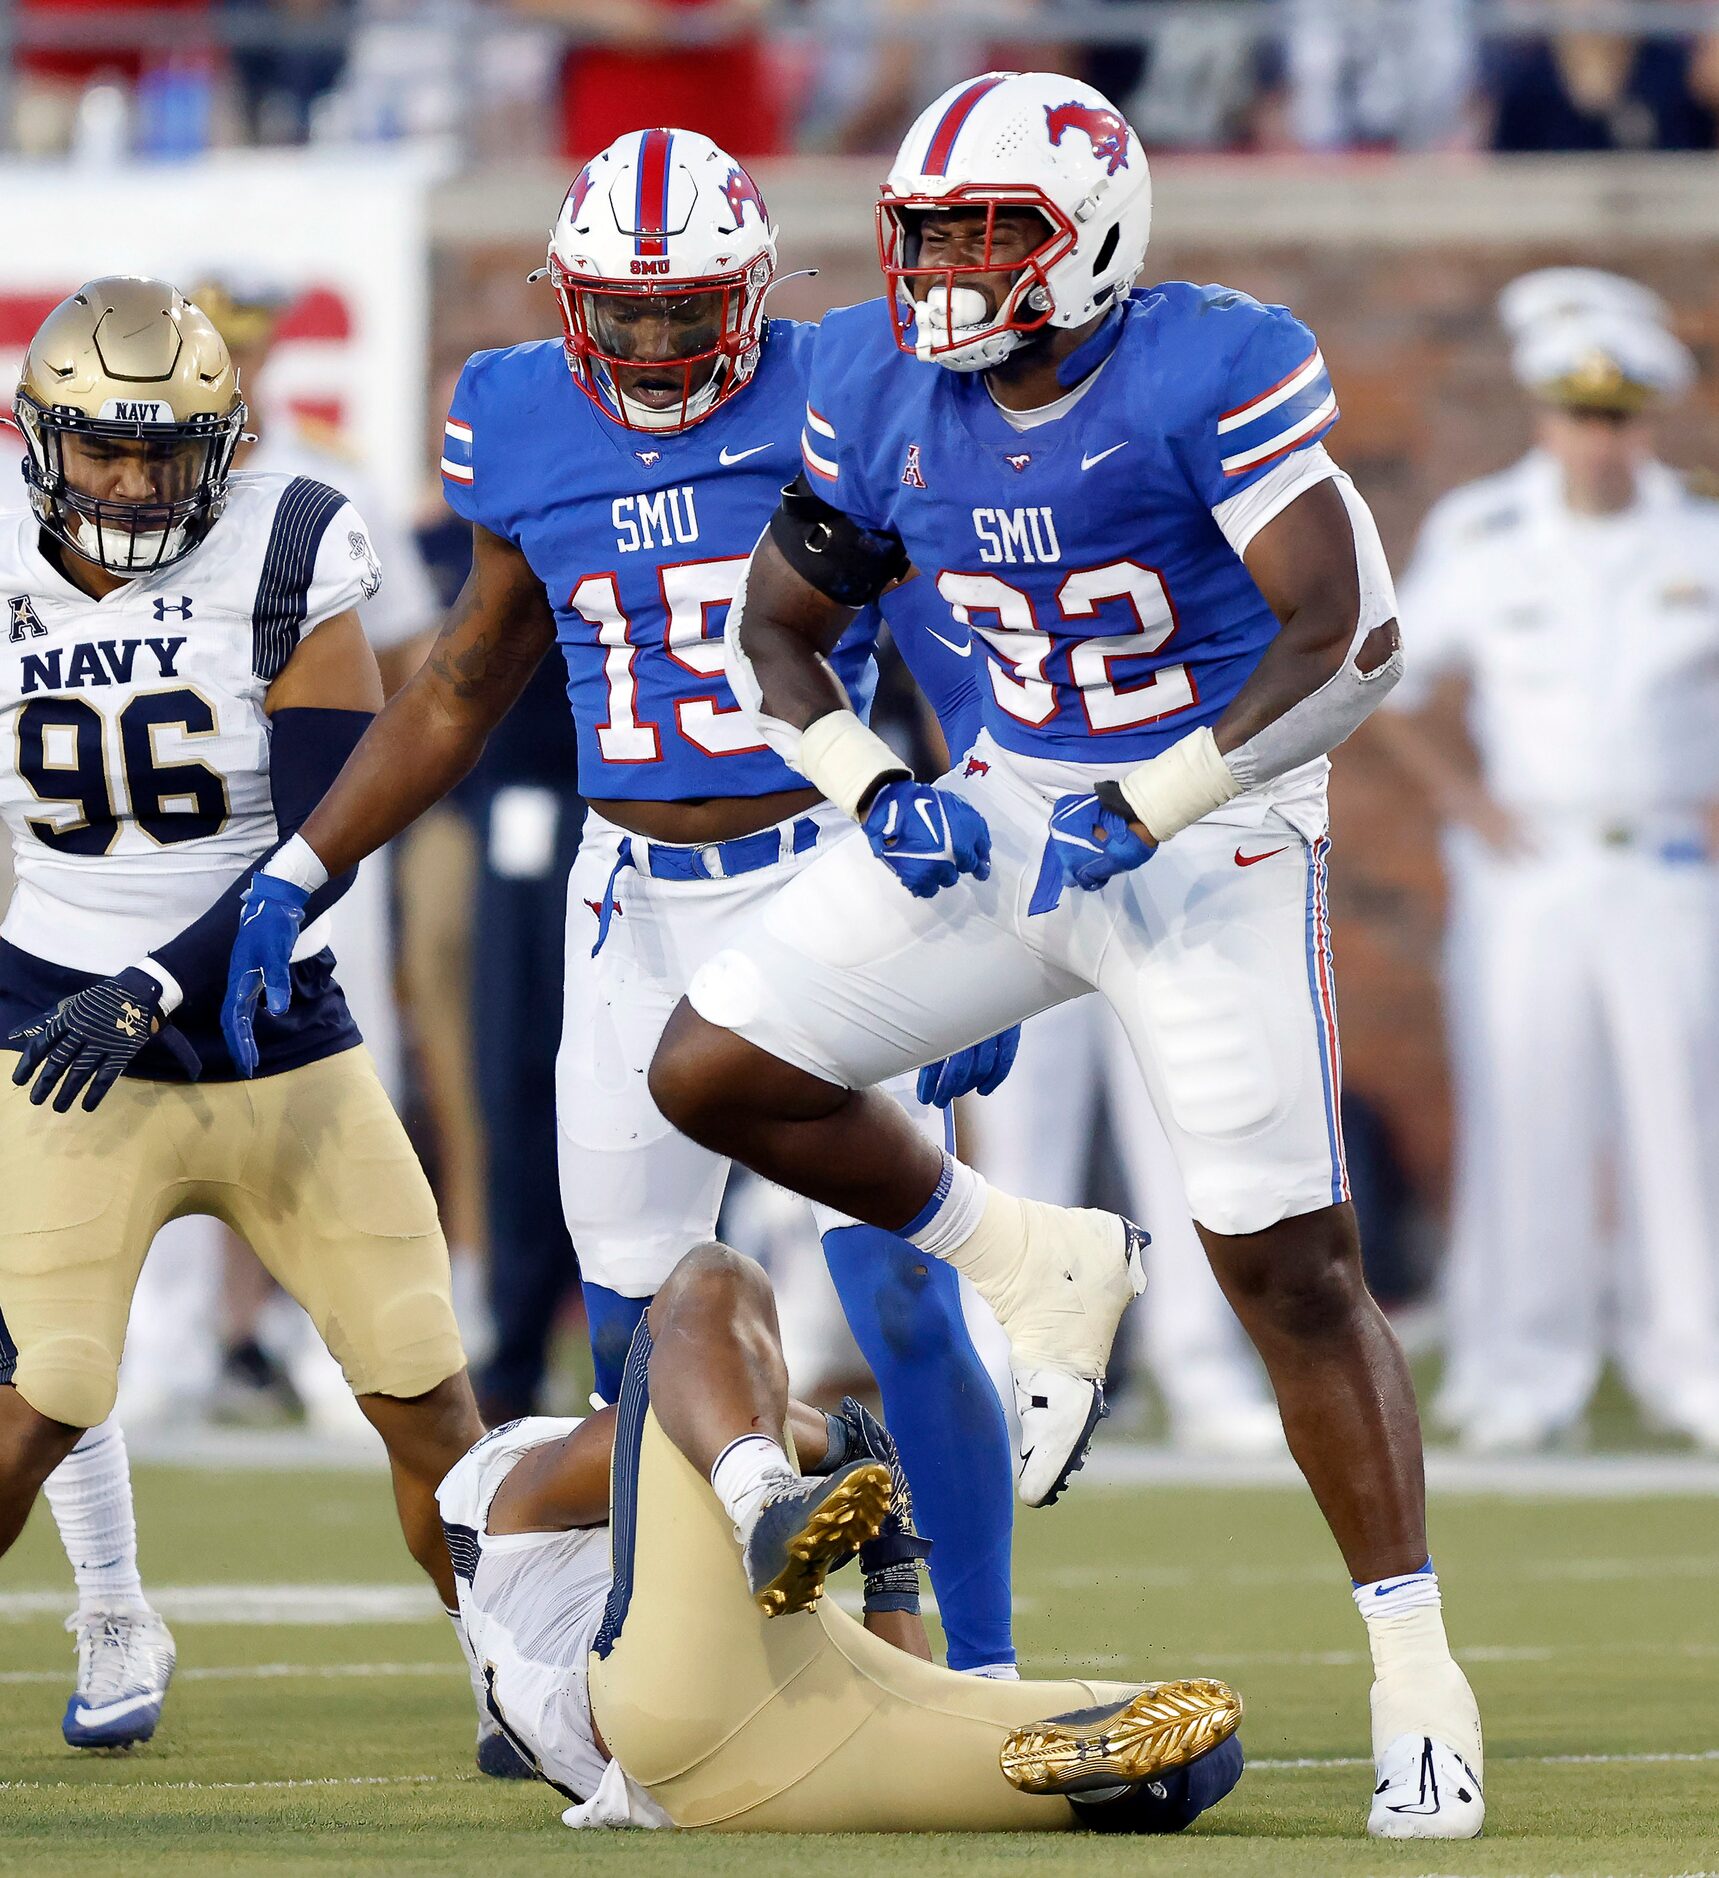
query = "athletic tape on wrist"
xmin=264 ymin=832 xmax=331 ymax=896
xmin=798 ymin=711 xmax=910 ymax=822
xmin=1116 ymin=727 xmax=1242 ymax=843
xmin=134 ymin=955 xmax=184 ymax=1015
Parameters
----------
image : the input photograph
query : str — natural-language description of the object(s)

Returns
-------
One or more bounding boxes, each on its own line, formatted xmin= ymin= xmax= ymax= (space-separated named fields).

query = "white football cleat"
xmin=62 ymin=1607 xmax=176 ymax=1749
xmin=1003 ymin=1207 xmax=1148 ymax=1506
xmin=1367 ymin=1733 xmax=1485 ymax=1839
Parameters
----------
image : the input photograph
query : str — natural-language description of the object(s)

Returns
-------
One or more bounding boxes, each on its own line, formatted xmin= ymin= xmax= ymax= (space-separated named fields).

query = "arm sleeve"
xmin=1184 ymin=300 xmax=1340 ymax=517
xmin=146 ymin=708 xmax=372 ymax=1005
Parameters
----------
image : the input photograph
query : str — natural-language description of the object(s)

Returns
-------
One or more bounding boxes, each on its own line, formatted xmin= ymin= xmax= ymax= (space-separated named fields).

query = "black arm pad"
xmin=768 ymin=474 xmax=910 ymax=609
xmin=151 ymin=707 xmax=372 ymax=1002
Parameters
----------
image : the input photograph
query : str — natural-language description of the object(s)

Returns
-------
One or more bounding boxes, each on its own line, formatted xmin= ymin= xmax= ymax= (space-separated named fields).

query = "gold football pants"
xmin=0 ymin=1047 xmax=464 ymax=1428
xmin=588 ymin=1403 xmax=1137 ymax=1831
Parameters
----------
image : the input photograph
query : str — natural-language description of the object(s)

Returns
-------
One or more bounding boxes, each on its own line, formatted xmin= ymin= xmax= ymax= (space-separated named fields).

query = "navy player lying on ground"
xmin=438 ymin=1236 xmax=1244 ymax=1832
xmin=0 ymin=278 xmax=504 ymax=1767
xmin=644 ymin=73 xmax=1483 ymax=1840
xmin=222 ymin=131 xmax=1160 ymax=1676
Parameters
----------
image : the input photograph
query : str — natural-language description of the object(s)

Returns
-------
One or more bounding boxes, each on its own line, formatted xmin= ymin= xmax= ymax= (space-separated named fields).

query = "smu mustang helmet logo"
xmin=721 ymin=164 xmax=766 ymax=229
xmin=1044 ymin=101 xmax=1130 ymax=176
xmin=565 ymin=165 xmax=596 ymax=223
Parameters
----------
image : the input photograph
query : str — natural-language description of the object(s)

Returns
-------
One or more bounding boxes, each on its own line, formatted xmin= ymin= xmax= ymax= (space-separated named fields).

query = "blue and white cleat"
xmin=62 ymin=1607 xmax=176 ymax=1749
xmin=1367 ymin=1733 xmax=1485 ymax=1839
xmin=743 ymin=1460 xmax=892 ymax=1617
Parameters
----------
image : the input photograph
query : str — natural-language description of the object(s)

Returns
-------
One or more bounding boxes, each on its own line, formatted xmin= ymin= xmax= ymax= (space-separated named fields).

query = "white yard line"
xmin=1 ymin=1750 xmax=1713 ymax=1794
xmin=1038 ymin=1555 xmax=1719 ymax=1592
xmin=123 ymin=1424 xmax=1719 ymax=1495
xmin=0 ymin=1660 xmax=463 ymax=1687
xmin=0 ymin=1584 xmax=443 ymax=1624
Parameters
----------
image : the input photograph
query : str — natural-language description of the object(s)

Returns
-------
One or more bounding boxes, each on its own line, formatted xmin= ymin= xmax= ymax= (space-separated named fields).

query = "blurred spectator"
xmin=1376 ymin=277 xmax=1719 ymax=1454
xmin=507 ymin=0 xmax=783 ymax=159
xmin=224 ymin=0 xmax=353 ymax=143
xmin=1258 ymin=0 xmax=1477 ymax=151
xmin=1487 ymin=6 xmax=1719 ymax=151
xmin=1081 ymin=0 xmax=1263 ymax=150
xmin=13 ymin=0 xmax=210 ymax=154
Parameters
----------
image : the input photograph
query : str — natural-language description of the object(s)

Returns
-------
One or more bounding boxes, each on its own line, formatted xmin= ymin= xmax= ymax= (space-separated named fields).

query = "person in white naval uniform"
xmin=1378 ymin=293 xmax=1719 ymax=1452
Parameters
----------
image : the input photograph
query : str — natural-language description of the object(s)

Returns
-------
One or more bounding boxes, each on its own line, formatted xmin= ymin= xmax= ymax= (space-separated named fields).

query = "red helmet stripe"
xmin=633 ymin=127 xmax=672 ymax=256
xmin=921 ymin=75 xmax=1008 ymax=176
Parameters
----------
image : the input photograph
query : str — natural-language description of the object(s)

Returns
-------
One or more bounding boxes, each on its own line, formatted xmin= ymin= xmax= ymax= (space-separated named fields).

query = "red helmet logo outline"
xmin=1043 ymin=101 xmax=1130 ymax=176
xmin=566 ymin=165 xmax=596 ymax=222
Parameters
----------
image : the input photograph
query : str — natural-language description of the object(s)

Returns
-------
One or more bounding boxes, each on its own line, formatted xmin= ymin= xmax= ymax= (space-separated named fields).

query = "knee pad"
xmin=15 ymin=1334 xmax=116 ymax=1431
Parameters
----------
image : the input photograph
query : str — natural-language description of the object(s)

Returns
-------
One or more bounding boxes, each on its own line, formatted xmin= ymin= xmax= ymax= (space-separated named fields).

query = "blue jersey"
xmin=800 ymin=283 xmax=1339 ymax=766
xmin=442 ymin=320 xmax=885 ymax=802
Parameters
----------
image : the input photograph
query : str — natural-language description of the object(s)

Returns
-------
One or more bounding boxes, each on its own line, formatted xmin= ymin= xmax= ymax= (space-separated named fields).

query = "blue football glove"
xmin=1048 ymin=790 xmax=1156 ymax=892
xmin=8 ymin=967 xmax=200 ymax=1113
xmin=916 ymin=1024 xmax=1022 ymax=1109
xmin=862 ymin=780 xmax=991 ymax=899
xmin=221 ymin=873 xmax=310 ymax=1078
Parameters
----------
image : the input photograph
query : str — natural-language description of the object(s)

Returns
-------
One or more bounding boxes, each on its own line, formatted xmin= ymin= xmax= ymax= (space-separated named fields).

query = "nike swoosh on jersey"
xmin=923 ymin=627 xmax=973 ymax=658
xmin=1234 ymin=845 xmax=1290 ymax=867
xmin=718 ymin=443 xmax=773 ymax=466
xmin=1081 ymin=443 xmax=1128 ymax=470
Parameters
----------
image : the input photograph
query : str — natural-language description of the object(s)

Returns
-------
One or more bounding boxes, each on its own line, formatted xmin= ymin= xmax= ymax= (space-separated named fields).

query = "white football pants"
xmin=1436 ymin=827 xmax=1719 ymax=1433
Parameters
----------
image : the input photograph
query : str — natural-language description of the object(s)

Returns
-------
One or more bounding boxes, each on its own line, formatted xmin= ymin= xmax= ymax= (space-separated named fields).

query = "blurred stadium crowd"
xmin=6 ymin=0 xmax=1719 ymax=162
xmin=2 ymin=4 xmax=1718 ymax=1465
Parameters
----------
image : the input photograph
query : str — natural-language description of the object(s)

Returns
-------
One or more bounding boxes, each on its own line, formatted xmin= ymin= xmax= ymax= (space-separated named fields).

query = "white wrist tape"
xmin=135 ymin=956 xmax=184 ymax=1015
xmin=1115 ymin=727 xmax=1242 ymax=843
xmin=798 ymin=712 xmax=910 ymax=821
xmin=265 ymin=832 xmax=331 ymax=895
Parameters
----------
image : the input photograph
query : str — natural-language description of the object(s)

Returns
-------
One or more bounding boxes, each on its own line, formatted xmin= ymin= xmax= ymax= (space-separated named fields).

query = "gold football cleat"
xmin=748 ymin=1460 xmax=893 ymax=1618
xmin=999 ymin=1677 xmax=1243 ymax=1795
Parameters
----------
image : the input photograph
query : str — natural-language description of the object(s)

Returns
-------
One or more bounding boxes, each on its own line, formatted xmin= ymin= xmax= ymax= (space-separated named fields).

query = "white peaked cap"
xmin=1498 ymin=267 xmax=1669 ymax=340
xmin=1512 ymin=308 xmax=1696 ymax=411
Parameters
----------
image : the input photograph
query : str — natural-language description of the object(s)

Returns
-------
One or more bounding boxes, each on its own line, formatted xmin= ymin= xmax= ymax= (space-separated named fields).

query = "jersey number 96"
xmin=18 ymin=690 xmax=230 ymax=854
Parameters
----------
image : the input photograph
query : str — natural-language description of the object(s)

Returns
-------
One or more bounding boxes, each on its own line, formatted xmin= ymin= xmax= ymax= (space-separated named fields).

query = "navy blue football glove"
xmin=8 ymin=967 xmax=200 ymax=1113
xmin=222 ymin=873 xmax=310 ymax=1077
xmin=917 ymin=1024 xmax=1022 ymax=1109
xmin=1048 ymin=790 xmax=1156 ymax=892
xmin=862 ymin=780 xmax=991 ymax=899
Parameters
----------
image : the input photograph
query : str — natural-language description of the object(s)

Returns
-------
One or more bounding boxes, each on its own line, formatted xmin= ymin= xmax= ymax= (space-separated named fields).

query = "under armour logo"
xmin=901 ymin=443 xmax=927 ymax=489
xmin=963 ymin=756 xmax=990 ymax=778
xmin=8 ymin=595 xmax=47 ymax=642
xmin=152 ymin=596 xmax=193 ymax=622
xmin=115 ymin=1000 xmax=148 ymax=1039
xmin=1004 ymin=452 xmax=1032 ymax=473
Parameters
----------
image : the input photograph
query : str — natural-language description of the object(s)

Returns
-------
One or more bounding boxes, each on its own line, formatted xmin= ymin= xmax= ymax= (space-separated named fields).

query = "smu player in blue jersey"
xmin=648 ymin=75 xmax=1486 ymax=1840
xmin=222 ymin=130 xmax=1037 ymax=1677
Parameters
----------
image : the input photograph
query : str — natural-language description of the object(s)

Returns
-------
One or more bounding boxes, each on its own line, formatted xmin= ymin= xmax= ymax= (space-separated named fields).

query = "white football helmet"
xmin=544 ymin=127 xmax=777 ymax=433
xmin=878 ymin=71 xmax=1152 ymax=371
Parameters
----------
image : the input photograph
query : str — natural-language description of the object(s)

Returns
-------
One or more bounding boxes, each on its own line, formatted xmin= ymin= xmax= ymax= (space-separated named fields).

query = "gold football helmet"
xmin=12 ymin=276 xmax=247 ymax=576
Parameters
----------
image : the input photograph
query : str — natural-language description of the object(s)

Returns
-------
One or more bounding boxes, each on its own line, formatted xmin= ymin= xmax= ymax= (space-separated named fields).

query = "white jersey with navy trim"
xmin=0 ymin=473 xmax=373 ymax=974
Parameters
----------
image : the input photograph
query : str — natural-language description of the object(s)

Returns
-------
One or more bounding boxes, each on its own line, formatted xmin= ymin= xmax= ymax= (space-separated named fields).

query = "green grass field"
xmin=2 ymin=1463 xmax=1715 ymax=1876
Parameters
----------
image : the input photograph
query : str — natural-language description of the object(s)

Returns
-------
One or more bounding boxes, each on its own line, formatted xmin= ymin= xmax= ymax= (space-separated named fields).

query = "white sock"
xmin=42 ymin=1416 xmax=149 ymax=1616
xmin=899 ymin=1155 xmax=989 ymax=1261
xmin=1354 ymin=1564 xmax=1483 ymax=1773
xmin=710 ymin=1434 xmax=796 ymax=1536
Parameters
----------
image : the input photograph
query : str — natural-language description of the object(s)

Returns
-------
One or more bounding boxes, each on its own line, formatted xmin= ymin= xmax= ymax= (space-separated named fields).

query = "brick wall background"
xmin=429 ymin=159 xmax=1719 ymax=1210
